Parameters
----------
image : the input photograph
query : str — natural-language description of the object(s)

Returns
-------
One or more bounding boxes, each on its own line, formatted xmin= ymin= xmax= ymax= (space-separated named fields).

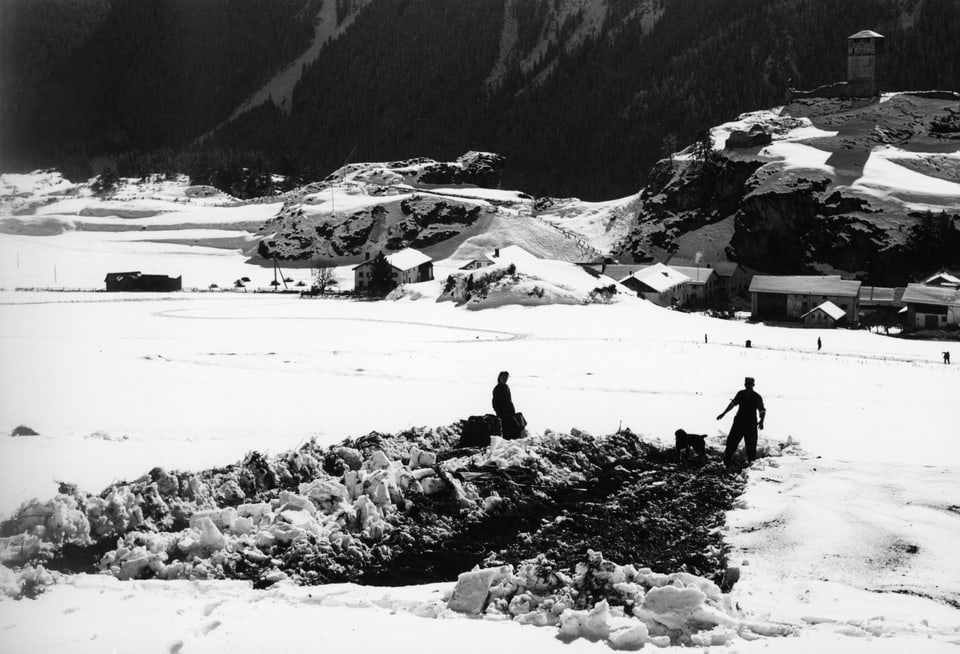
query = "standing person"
xmin=492 ymin=371 xmax=521 ymax=439
xmin=817 ymin=337 xmax=822 ymax=351
xmin=944 ymin=351 xmax=951 ymax=364
xmin=717 ymin=376 xmax=766 ymax=469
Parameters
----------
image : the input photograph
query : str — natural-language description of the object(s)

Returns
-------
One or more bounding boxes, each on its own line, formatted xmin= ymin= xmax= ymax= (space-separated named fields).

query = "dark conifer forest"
xmin=2 ymin=0 xmax=958 ymax=199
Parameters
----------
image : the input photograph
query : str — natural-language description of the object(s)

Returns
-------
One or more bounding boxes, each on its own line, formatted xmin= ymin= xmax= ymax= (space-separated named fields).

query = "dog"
xmin=674 ymin=429 xmax=707 ymax=464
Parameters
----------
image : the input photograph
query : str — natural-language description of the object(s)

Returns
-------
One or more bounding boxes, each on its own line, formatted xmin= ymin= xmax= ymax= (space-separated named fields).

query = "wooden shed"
xmin=802 ymin=301 xmax=846 ymax=328
xmin=105 ymin=272 xmax=182 ymax=292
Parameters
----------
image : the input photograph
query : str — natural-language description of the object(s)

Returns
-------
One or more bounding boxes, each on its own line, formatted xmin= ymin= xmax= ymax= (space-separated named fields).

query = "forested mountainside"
xmin=2 ymin=0 xmax=959 ymax=200
xmin=0 ymin=0 xmax=322 ymax=176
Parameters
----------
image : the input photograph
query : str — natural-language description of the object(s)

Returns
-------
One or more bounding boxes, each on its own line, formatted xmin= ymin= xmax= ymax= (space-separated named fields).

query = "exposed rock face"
xmin=256 ymin=152 xmax=503 ymax=261
xmin=617 ymin=157 xmax=762 ymax=260
xmin=618 ymin=95 xmax=960 ymax=284
xmin=729 ymin=168 xmax=831 ymax=272
xmin=415 ymin=151 xmax=506 ymax=188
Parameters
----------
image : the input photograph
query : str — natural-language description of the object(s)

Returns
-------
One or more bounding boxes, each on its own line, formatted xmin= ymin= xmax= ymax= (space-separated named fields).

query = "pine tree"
xmin=368 ymin=251 xmax=396 ymax=298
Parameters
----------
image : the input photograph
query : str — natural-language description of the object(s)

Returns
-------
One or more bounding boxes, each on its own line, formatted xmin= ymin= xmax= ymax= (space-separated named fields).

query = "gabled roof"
xmin=386 ymin=248 xmax=432 ymax=270
xmin=586 ymin=264 xmax=649 ymax=282
xmin=749 ymin=275 xmax=861 ymax=297
xmin=668 ymin=265 xmax=717 ymax=284
xmin=849 ymin=30 xmax=884 ymax=39
xmin=922 ymin=272 xmax=960 ymax=287
xmin=901 ymin=283 xmax=960 ymax=307
xmin=488 ymin=245 xmax=538 ymax=265
xmin=802 ymin=301 xmax=846 ymax=321
xmin=630 ymin=263 xmax=690 ymax=293
xmin=354 ymin=248 xmax=432 ymax=271
xmin=711 ymin=261 xmax=742 ymax=277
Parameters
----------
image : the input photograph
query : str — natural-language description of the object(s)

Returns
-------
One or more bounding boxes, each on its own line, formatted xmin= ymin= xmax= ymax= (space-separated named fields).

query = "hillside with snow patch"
xmin=619 ymin=92 xmax=960 ymax=283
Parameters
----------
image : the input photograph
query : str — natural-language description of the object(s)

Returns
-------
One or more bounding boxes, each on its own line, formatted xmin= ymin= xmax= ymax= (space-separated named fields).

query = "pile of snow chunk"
xmin=1 ymin=423 xmax=750 ymax=619
xmin=94 ymin=442 xmax=459 ymax=584
xmin=0 ymin=563 xmax=58 ymax=599
xmin=446 ymin=550 xmax=790 ymax=649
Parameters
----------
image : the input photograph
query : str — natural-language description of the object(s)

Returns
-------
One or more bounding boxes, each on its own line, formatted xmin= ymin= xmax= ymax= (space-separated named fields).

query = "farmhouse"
xmin=712 ymin=261 xmax=750 ymax=298
xmin=104 ymin=272 xmax=182 ymax=292
xmin=620 ymin=263 xmax=689 ymax=307
xmin=901 ymin=283 xmax=960 ymax=329
xmin=354 ymin=248 xmax=433 ymax=292
xmin=668 ymin=265 xmax=719 ymax=304
xmin=749 ymin=275 xmax=861 ymax=322
xmin=801 ymin=301 xmax=847 ymax=329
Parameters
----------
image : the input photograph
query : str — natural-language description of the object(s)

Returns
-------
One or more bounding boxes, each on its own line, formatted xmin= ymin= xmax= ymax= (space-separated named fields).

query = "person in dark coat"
xmin=717 ymin=376 xmax=766 ymax=468
xmin=492 ymin=370 xmax=521 ymax=439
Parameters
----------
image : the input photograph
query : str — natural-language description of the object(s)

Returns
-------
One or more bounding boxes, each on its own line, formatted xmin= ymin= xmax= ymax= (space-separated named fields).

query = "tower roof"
xmin=849 ymin=30 xmax=884 ymax=39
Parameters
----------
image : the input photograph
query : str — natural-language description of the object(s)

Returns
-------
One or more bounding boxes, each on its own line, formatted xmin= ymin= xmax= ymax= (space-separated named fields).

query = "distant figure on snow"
xmin=944 ymin=351 xmax=951 ymax=365
xmin=492 ymin=371 xmax=522 ymax=439
xmin=675 ymin=429 xmax=707 ymax=464
xmin=704 ymin=333 xmax=708 ymax=344
xmin=717 ymin=376 xmax=766 ymax=469
xmin=745 ymin=339 xmax=752 ymax=348
xmin=817 ymin=337 xmax=822 ymax=351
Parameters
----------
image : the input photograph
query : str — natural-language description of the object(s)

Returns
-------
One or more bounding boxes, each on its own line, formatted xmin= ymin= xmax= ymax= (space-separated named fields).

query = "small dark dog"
xmin=675 ymin=429 xmax=707 ymax=464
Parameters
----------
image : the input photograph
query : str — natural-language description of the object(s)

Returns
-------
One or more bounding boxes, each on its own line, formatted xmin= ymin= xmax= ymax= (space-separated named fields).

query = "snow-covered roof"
xmin=901 ymin=283 xmax=960 ymax=307
xmin=668 ymin=265 xmax=716 ymax=284
xmin=487 ymin=245 xmax=538 ymax=265
xmin=922 ymin=272 xmax=960 ymax=287
xmin=353 ymin=248 xmax=432 ymax=271
xmin=802 ymin=301 xmax=846 ymax=321
xmin=749 ymin=275 xmax=861 ymax=297
xmin=630 ymin=263 xmax=690 ymax=293
xmin=849 ymin=29 xmax=884 ymax=39
xmin=587 ymin=264 xmax=648 ymax=282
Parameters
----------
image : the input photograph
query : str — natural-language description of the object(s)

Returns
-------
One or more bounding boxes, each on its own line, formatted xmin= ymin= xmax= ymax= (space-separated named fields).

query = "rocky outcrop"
xmin=618 ymin=95 xmax=960 ymax=284
xmin=258 ymin=192 xmax=491 ymax=261
xmin=616 ymin=156 xmax=762 ymax=260
xmin=728 ymin=168 xmax=831 ymax=272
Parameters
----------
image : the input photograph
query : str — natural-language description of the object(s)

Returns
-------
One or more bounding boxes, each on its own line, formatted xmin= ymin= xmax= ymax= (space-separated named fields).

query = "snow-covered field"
xmin=1 ymin=289 xmax=958 ymax=652
xmin=1 ymin=172 xmax=959 ymax=652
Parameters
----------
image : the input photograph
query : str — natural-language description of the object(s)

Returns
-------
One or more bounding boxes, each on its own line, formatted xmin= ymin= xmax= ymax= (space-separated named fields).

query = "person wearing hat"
xmin=717 ymin=376 xmax=766 ymax=468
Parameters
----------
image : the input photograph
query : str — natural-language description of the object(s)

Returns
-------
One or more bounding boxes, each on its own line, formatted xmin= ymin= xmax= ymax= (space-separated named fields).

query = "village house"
xmin=353 ymin=248 xmax=433 ymax=292
xmin=620 ymin=263 xmax=690 ymax=307
xmin=900 ymin=283 xmax=960 ymax=329
xmin=104 ymin=272 xmax=182 ymax=292
xmin=801 ymin=301 xmax=847 ymax=329
xmin=667 ymin=265 xmax=719 ymax=304
xmin=712 ymin=261 xmax=750 ymax=298
xmin=749 ymin=275 xmax=861 ymax=322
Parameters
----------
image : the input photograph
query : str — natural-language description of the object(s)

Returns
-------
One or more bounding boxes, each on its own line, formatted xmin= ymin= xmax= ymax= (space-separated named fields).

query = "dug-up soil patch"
xmin=1 ymin=425 xmax=746 ymax=592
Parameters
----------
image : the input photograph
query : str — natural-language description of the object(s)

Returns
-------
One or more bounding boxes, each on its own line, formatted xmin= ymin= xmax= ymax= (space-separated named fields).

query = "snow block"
xmin=448 ymin=565 xmax=513 ymax=615
xmin=194 ymin=517 xmax=226 ymax=551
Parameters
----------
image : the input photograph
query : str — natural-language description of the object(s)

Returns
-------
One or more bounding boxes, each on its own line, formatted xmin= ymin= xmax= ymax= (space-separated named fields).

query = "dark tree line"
xmin=3 ymin=0 xmax=959 ymax=199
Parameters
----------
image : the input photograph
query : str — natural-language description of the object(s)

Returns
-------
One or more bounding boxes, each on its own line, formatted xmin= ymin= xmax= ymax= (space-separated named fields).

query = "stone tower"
xmin=847 ymin=30 xmax=885 ymax=96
